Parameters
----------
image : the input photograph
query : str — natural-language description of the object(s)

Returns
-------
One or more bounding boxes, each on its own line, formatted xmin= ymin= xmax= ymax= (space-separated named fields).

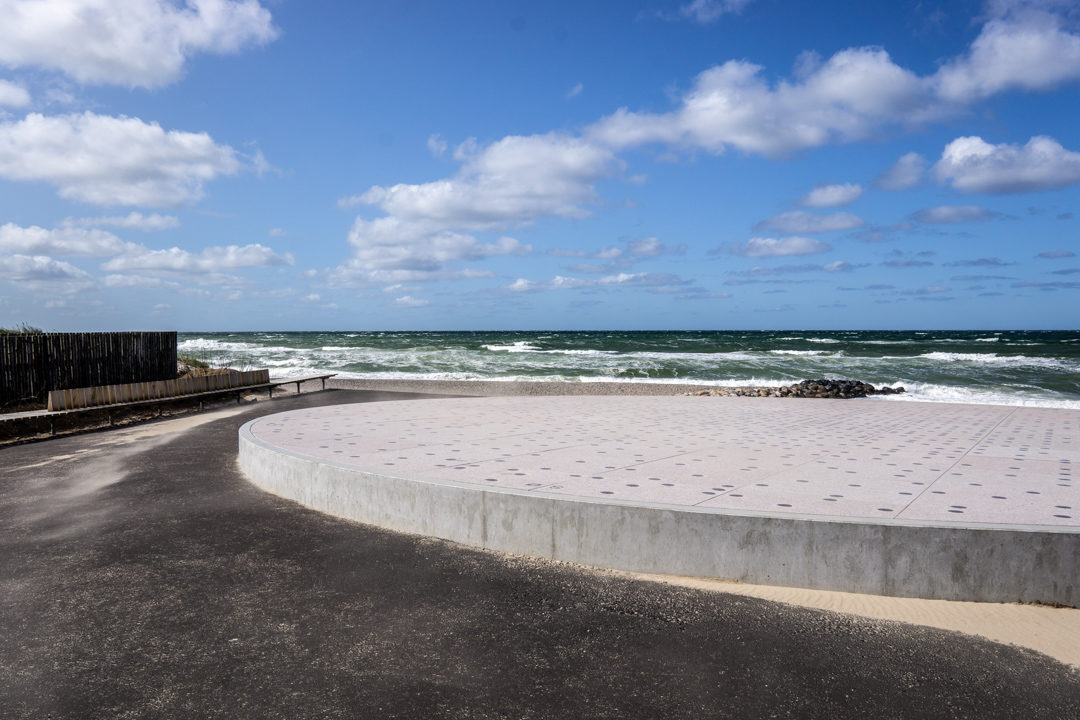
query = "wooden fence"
xmin=0 ymin=332 xmax=177 ymax=406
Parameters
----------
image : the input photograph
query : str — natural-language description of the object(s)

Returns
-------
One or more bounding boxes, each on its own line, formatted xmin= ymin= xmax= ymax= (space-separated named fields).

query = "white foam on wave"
xmin=769 ymin=349 xmax=828 ymax=356
xmin=806 ymin=338 xmax=841 ymax=344
xmin=911 ymin=352 xmax=1077 ymax=370
xmin=878 ymin=381 xmax=1080 ymax=409
xmin=483 ymin=341 xmax=543 ymax=353
xmin=179 ymin=337 xmax=268 ymax=352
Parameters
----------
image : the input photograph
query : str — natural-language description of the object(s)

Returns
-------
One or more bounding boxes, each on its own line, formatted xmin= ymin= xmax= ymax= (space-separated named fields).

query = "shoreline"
xmin=328 ymin=377 xmax=780 ymax=397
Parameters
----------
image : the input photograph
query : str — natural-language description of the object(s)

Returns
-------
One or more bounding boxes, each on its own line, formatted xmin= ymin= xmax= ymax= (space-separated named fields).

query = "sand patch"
xmin=628 ymin=571 xmax=1080 ymax=669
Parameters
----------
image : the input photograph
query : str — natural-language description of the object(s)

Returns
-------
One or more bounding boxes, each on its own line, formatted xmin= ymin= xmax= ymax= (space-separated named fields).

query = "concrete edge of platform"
xmin=238 ymin=419 xmax=1078 ymax=606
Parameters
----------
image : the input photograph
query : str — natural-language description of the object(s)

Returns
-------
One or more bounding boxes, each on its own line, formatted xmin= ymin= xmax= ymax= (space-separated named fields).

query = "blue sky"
xmin=0 ymin=0 xmax=1078 ymax=331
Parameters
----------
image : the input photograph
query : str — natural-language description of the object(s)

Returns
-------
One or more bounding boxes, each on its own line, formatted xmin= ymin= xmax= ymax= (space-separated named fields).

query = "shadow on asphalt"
xmin=1 ymin=389 xmax=1078 ymax=719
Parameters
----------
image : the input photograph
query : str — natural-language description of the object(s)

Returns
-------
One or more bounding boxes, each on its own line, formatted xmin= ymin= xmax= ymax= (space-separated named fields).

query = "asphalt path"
xmin=2 ymin=389 xmax=1078 ymax=719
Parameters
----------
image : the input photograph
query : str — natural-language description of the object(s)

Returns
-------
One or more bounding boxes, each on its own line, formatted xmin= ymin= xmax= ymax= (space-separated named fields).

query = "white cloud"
xmin=393 ymin=295 xmax=429 ymax=308
xmin=567 ymin=82 xmax=583 ymax=99
xmin=934 ymin=135 xmax=1080 ymax=193
xmin=427 ymin=134 xmax=447 ymax=157
xmin=102 ymin=273 xmax=209 ymax=295
xmin=506 ymin=272 xmax=689 ymax=292
xmin=680 ymin=0 xmax=754 ymax=24
xmin=0 ymin=222 xmax=135 ymax=256
xmin=591 ymin=5 xmax=1080 ymax=159
xmin=506 ymin=278 xmax=540 ymax=293
xmin=728 ymin=236 xmax=831 ymax=257
xmin=335 ymin=133 xmax=613 ymax=284
xmin=268 ymin=227 xmax=286 ymax=237
xmin=753 ymin=211 xmax=865 ymax=234
xmin=911 ymin=205 xmax=1001 ymax=224
xmin=358 ymin=134 xmax=622 ymax=229
xmin=932 ymin=4 xmax=1080 ymax=102
xmin=875 ymin=152 xmax=927 ymax=190
xmin=0 ymin=0 xmax=278 ymax=88
xmin=798 ymin=182 xmax=863 ymax=208
xmin=457 ymin=268 xmax=495 ymax=279
xmin=589 ymin=47 xmax=933 ymax=157
xmin=67 ymin=212 xmax=180 ymax=231
xmin=332 ymin=219 xmax=532 ymax=286
xmin=102 ymin=243 xmax=293 ymax=272
xmin=0 ymin=253 xmax=92 ymax=282
xmin=0 ymin=79 xmax=30 ymax=107
xmin=0 ymin=112 xmax=242 ymax=206
xmin=627 ymin=237 xmax=685 ymax=256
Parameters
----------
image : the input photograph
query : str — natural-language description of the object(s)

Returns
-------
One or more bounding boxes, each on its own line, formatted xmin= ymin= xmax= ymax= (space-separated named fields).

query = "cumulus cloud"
xmin=589 ymin=47 xmax=936 ymax=157
xmin=335 ymin=133 xmax=616 ymax=284
xmin=0 ymin=112 xmax=242 ymax=206
xmin=0 ymin=222 xmax=135 ymax=256
xmin=0 ymin=79 xmax=30 ymax=107
xmin=932 ymin=3 xmax=1080 ymax=102
xmin=911 ymin=205 xmax=1002 ymax=224
xmin=0 ymin=253 xmax=93 ymax=284
xmin=355 ymin=134 xmax=621 ymax=229
xmin=753 ymin=211 xmax=865 ymax=234
xmin=67 ymin=212 xmax=180 ymax=231
xmin=333 ymin=219 xmax=531 ymax=286
xmin=727 ymin=236 xmax=831 ymax=257
xmin=798 ymin=183 xmax=863 ymax=208
xmin=0 ymin=0 xmax=278 ymax=88
xmin=102 ymin=243 xmax=293 ymax=272
xmin=875 ymin=152 xmax=927 ymax=190
xmin=934 ymin=135 xmax=1080 ymax=193
xmin=679 ymin=0 xmax=754 ymax=24
xmin=588 ymin=5 xmax=1080 ymax=160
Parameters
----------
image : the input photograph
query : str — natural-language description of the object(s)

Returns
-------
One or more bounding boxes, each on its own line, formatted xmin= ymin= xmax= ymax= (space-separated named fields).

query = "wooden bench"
xmin=266 ymin=373 xmax=337 ymax=397
xmin=26 ymin=373 xmax=337 ymax=435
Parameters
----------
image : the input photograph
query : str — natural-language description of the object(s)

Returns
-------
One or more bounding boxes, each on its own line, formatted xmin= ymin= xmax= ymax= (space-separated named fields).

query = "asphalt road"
xmin=2 ymin=389 xmax=1078 ymax=719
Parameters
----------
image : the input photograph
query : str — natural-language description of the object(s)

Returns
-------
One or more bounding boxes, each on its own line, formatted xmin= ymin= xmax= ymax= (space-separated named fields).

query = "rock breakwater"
xmin=688 ymin=379 xmax=905 ymax=399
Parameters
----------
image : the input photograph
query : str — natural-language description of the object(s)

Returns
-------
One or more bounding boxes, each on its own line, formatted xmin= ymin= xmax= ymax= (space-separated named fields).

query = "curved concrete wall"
xmin=239 ymin=421 xmax=1078 ymax=605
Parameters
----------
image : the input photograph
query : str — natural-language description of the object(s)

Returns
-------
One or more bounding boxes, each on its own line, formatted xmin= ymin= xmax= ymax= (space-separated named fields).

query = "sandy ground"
xmin=325 ymin=377 xmax=1080 ymax=668
xmin=629 ymin=572 xmax=1080 ymax=668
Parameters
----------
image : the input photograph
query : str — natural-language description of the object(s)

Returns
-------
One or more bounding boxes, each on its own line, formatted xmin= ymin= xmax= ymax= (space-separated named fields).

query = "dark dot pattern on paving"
xmin=249 ymin=397 xmax=1080 ymax=527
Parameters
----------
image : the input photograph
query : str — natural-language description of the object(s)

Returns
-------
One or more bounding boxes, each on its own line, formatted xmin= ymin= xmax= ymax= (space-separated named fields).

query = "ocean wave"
xmin=911 ymin=352 xmax=1078 ymax=370
xmin=805 ymin=338 xmax=841 ymax=344
xmin=879 ymin=382 xmax=1080 ymax=409
xmin=769 ymin=349 xmax=828 ymax=356
xmin=483 ymin=342 xmax=542 ymax=352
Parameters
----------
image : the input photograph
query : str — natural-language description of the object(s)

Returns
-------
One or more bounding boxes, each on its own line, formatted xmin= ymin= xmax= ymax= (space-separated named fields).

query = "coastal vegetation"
xmin=0 ymin=323 xmax=43 ymax=335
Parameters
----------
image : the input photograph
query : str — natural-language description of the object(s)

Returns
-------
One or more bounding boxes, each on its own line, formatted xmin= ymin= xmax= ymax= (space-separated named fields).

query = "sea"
xmin=177 ymin=330 xmax=1080 ymax=409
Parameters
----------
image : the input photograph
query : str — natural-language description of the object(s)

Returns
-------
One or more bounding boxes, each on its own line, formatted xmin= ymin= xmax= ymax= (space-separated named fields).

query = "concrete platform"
xmin=239 ymin=396 xmax=1079 ymax=604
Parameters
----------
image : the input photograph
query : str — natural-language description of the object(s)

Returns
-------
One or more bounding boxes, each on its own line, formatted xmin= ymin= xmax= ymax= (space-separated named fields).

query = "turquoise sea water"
xmin=177 ymin=330 xmax=1080 ymax=408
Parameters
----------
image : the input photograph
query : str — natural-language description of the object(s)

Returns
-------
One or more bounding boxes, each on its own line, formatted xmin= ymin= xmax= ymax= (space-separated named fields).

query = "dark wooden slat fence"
xmin=0 ymin=332 xmax=177 ymax=406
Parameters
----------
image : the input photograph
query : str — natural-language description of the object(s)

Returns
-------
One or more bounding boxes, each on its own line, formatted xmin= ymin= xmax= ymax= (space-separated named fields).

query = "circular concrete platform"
xmin=239 ymin=396 xmax=1079 ymax=604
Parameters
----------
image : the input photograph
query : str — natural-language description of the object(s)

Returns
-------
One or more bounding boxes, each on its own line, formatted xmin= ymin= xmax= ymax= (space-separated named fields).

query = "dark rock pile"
xmin=688 ymin=378 xmax=905 ymax=399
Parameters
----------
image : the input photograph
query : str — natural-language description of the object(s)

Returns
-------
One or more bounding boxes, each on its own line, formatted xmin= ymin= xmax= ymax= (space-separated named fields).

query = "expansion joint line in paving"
xmin=895 ymin=406 xmax=1020 ymax=520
